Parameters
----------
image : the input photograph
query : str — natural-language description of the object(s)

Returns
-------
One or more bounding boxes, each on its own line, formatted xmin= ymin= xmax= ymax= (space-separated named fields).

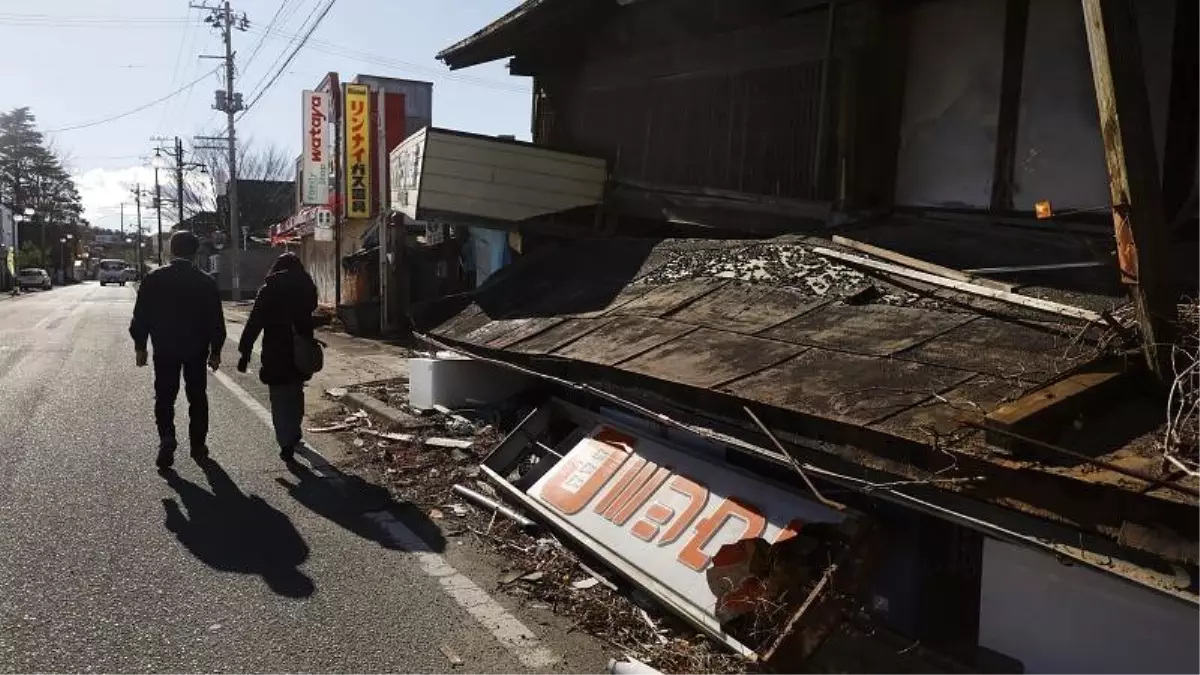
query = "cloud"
xmin=73 ymin=165 xmax=154 ymax=231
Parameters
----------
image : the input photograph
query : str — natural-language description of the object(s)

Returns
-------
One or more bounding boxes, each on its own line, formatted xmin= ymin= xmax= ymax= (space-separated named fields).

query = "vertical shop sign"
xmin=343 ymin=84 xmax=372 ymax=219
xmin=301 ymin=90 xmax=331 ymax=205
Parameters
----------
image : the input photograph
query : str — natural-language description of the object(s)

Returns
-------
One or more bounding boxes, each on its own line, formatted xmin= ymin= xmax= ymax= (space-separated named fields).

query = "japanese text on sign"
xmin=343 ymin=84 xmax=371 ymax=219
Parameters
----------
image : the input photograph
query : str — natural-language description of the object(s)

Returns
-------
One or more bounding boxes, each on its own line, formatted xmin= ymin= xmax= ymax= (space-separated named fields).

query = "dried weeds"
xmin=1163 ymin=299 xmax=1199 ymax=477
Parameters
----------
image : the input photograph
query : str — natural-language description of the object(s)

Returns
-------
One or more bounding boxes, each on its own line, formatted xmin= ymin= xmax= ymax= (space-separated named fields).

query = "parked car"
xmin=97 ymin=259 xmax=128 ymax=287
xmin=124 ymin=267 xmax=140 ymax=282
xmin=17 ymin=268 xmax=52 ymax=291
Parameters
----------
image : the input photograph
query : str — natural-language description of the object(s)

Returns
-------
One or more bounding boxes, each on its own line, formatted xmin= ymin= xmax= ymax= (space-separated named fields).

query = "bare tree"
xmin=165 ymin=136 xmax=295 ymax=227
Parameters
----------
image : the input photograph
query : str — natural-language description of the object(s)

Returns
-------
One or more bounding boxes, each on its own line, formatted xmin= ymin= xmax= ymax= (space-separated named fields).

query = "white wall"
xmin=1013 ymin=0 xmax=1176 ymax=210
xmin=979 ymin=539 xmax=1199 ymax=674
xmin=894 ymin=0 xmax=1007 ymax=208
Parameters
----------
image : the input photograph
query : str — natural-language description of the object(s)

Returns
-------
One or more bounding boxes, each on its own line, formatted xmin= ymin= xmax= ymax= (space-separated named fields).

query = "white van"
xmin=98 ymin=259 xmax=127 ymax=286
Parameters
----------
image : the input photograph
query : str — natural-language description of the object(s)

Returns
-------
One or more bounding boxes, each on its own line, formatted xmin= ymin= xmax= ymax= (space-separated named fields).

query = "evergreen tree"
xmin=0 ymin=107 xmax=86 ymax=263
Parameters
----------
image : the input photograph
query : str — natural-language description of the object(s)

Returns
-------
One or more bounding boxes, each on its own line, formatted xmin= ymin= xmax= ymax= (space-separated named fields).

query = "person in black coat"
xmin=236 ymin=253 xmax=318 ymax=463
xmin=130 ymin=231 xmax=226 ymax=469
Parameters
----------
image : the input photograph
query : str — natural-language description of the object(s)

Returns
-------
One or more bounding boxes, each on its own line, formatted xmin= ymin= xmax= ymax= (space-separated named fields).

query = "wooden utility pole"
xmin=1081 ymin=0 xmax=1176 ymax=382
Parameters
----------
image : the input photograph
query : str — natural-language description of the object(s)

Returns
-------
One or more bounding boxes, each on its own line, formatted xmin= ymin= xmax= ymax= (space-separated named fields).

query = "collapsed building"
xmin=390 ymin=0 xmax=1200 ymax=670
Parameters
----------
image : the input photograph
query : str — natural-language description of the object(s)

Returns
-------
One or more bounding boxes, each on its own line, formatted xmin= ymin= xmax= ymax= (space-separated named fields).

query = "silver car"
xmin=17 ymin=268 xmax=52 ymax=291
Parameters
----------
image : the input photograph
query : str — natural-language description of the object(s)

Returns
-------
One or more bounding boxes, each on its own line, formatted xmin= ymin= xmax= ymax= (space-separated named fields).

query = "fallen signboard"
xmin=481 ymin=398 xmax=876 ymax=665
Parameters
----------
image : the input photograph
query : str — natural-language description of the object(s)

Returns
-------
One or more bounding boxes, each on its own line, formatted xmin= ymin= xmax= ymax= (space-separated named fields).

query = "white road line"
xmin=366 ymin=510 xmax=560 ymax=669
xmin=210 ymin=368 xmax=560 ymax=670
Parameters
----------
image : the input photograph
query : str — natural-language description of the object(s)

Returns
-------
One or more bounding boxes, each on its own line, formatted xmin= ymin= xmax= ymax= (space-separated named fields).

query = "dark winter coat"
xmin=130 ymin=258 xmax=226 ymax=358
xmin=238 ymin=267 xmax=319 ymax=385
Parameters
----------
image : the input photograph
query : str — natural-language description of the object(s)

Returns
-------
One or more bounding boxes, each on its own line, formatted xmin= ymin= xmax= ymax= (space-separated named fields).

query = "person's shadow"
xmin=162 ymin=459 xmax=315 ymax=599
xmin=275 ymin=462 xmax=446 ymax=554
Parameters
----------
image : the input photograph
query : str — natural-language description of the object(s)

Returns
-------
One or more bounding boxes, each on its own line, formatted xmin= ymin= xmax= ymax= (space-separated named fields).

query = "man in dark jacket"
xmin=237 ymin=253 xmax=318 ymax=463
xmin=130 ymin=231 xmax=226 ymax=468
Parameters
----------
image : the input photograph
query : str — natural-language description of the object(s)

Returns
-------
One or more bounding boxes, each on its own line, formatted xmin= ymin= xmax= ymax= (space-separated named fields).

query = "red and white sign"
xmin=528 ymin=424 xmax=849 ymax=632
xmin=301 ymin=90 xmax=331 ymax=205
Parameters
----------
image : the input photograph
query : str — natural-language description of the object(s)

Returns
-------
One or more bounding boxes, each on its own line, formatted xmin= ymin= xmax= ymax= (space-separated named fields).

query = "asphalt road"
xmin=0 ymin=283 xmax=599 ymax=673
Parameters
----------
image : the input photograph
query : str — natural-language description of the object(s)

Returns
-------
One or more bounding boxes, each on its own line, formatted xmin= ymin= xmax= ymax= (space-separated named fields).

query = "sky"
xmin=0 ymin=0 xmax=530 ymax=233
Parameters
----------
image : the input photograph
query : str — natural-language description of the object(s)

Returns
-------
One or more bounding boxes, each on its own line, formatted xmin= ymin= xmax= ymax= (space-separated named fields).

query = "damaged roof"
xmin=416 ymin=219 xmax=1198 ymax=595
xmin=437 ymin=0 xmax=592 ymax=69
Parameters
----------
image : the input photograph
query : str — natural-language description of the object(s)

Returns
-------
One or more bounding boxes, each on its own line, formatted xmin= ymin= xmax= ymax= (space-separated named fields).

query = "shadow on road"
xmin=161 ymin=458 xmax=315 ymax=599
xmin=275 ymin=461 xmax=447 ymax=554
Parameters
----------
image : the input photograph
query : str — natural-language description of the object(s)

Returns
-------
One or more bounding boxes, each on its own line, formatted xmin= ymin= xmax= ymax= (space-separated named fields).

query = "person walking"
xmin=130 ymin=231 xmax=226 ymax=469
xmin=236 ymin=253 xmax=318 ymax=463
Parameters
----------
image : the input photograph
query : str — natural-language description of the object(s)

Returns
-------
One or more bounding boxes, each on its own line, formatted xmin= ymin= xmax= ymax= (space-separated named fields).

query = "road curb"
xmin=341 ymin=390 xmax=410 ymax=425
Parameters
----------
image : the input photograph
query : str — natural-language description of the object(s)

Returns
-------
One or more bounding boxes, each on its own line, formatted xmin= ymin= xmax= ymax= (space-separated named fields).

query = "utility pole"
xmin=195 ymin=0 xmax=248 ymax=300
xmin=175 ymin=137 xmax=186 ymax=229
xmin=154 ymin=164 xmax=164 ymax=265
xmin=119 ymin=202 xmax=125 ymax=238
xmin=151 ymin=135 xmax=206 ymax=232
xmin=132 ymin=184 xmax=143 ymax=273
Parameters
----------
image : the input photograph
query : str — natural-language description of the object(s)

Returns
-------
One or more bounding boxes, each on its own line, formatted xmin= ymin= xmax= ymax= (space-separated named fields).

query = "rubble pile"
xmin=635 ymin=242 xmax=941 ymax=308
xmin=477 ymin=518 xmax=748 ymax=674
xmin=312 ymin=385 xmax=750 ymax=674
xmin=706 ymin=523 xmax=854 ymax=653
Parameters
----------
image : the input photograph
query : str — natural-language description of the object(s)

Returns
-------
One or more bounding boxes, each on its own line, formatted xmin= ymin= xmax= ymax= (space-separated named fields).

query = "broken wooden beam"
xmin=1081 ymin=0 xmax=1178 ymax=382
xmin=831 ymin=235 xmax=1017 ymax=292
xmin=811 ymin=247 xmax=1104 ymax=323
xmin=983 ymin=363 xmax=1128 ymax=453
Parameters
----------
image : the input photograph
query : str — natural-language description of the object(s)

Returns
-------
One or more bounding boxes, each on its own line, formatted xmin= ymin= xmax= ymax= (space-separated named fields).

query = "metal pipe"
xmin=452 ymin=484 xmax=536 ymax=529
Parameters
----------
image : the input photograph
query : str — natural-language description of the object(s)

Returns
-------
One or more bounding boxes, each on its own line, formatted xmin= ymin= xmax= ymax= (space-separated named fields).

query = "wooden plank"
xmin=812 ymin=247 xmax=1103 ymax=323
xmin=1080 ymin=0 xmax=1177 ymax=382
xmin=831 ymin=235 xmax=1017 ymax=292
xmin=983 ymin=364 xmax=1128 ymax=449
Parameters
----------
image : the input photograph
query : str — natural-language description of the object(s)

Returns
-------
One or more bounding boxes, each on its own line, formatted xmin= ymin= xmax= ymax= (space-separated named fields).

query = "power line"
xmin=240 ymin=0 xmax=292 ymax=72
xmin=246 ymin=24 xmax=527 ymax=93
xmin=240 ymin=0 xmax=324 ymax=106
xmin=238 ymin=0 xmax=338 ymax=119
xmin=45 ymin=66 xmax=221 ymax=133
xmin=156 ymin=6 xmax=199 ymax=134
xmin=0 ymin=16 xmax=196 ymax=28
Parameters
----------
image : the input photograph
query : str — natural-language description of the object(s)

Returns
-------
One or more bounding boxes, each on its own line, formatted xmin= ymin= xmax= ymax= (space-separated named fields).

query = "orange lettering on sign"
xmin=539 ymin=440 xmax=629 ymax=515
xmin=655 ymin=474 xmax=708 ymax=546
xmin=612 ymin=466 xmax=671 ymax=526
xmin=592 ymin=455 xmax=646 ymax=516
xmin=631 ymin=503 xmax=674 ymax=541
xmin=677 ymin=497 xmax=766 ymax=572
xmin=601 ymin=460 xmax=659 ymax=521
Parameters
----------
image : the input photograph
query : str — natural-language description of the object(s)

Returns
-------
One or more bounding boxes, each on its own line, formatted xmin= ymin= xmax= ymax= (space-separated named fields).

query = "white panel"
xmin=894 ymin=0 xmax=1006 ymax=208
xmin=979 ymin=538 xmax=1199 ymax=674
xmin=419 ymin=174 xmax=595 ymax=214
xmin=427 ymin=132 xmax=607 ymax=183
xmin=422 ymin=155 xmax=603 ymax=199
xmin=1014 ymin=0 xmax=1176 ymax=210
xmin=396 ymin=128 xmax=606 ymax=222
